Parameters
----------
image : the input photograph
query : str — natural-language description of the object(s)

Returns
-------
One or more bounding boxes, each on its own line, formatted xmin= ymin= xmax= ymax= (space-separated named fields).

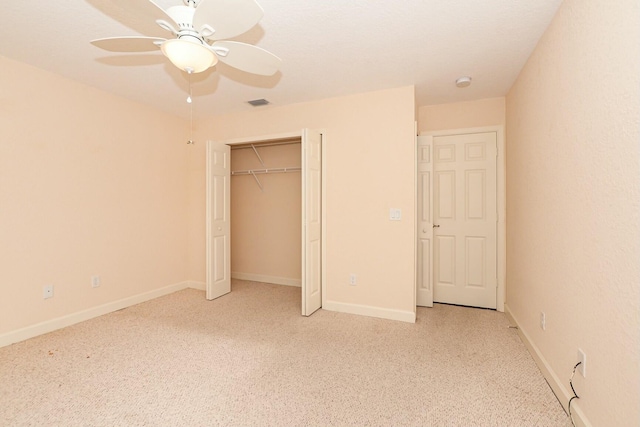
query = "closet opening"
xmin=206 ymin=130 xmax=323 ymax=316
xmin=230 ymin=138 xmax=303 ymax=289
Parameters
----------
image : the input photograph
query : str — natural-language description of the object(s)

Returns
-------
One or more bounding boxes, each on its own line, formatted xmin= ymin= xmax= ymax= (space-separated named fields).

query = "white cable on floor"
xmin=568 ymin=361 xmax=581 ymax=427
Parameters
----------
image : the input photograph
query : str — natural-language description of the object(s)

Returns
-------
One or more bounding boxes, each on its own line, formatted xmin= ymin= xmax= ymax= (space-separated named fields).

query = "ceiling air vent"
xmin=248 ymin=98 xmax=270 ymax=107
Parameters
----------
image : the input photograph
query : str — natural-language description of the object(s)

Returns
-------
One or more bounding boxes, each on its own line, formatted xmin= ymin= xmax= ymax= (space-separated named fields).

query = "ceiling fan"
xmin=91 ymin=0 xmax=281 ymax=75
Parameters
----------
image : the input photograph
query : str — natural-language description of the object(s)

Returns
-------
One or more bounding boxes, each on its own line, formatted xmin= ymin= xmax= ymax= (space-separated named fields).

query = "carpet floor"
xmin=0 ymin=280 xmax=570 ymax=426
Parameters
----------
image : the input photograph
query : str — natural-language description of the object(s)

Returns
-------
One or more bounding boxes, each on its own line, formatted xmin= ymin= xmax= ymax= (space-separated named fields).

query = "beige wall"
xmin=0 ymin=56 xmax=189 ymax=335
xmin=230 ymin=143 xmax=302 ymax=283
xmin=418 ymin=97 xmax=505 ymax=133
xmin=189 ymin=86 xmax=416 ymax=317
xmin=505 ymin=0 xmax=640 ymax=425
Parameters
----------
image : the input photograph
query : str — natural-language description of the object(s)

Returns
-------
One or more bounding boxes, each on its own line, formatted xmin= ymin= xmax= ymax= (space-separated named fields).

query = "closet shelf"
xmin=229 ymin=140 xmax=300 ymax=150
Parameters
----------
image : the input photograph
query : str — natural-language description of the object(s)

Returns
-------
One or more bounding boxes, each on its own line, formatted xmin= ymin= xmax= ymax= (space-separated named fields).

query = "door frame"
xmin=417 ymin=126 xmax=506 ymax=312
xmin=206 ymin=130 xmax=327 ymax=312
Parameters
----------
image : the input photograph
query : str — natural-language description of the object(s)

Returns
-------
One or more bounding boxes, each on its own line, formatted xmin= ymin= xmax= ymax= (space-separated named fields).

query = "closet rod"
xmin=231 ymin=167 xmax=301 ymax=175
xmin=230 ymin=140 xmax=301 ymax=150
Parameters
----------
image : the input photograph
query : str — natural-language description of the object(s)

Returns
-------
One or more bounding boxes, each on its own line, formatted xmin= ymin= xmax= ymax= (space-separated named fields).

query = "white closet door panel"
xmin=302 ymin=129 xmax=322 ymax=316
xmin=206 ymin=141 xmax=231 ymax=300
xmin=416 ymin=136 xmax=433 ymax=307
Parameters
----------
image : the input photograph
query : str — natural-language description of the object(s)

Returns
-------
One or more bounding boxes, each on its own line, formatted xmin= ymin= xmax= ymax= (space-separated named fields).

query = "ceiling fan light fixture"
xmin=161 ymin=38 xmax=218 ymax=73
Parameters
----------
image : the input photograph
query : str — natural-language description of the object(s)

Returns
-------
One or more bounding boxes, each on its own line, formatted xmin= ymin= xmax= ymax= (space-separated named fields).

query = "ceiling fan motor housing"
xmin=167 ymin=5 xmax=197 ymax=32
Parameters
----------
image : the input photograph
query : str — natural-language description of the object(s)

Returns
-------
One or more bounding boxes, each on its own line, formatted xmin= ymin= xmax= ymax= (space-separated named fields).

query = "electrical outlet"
xmin=43 ymin=285 xmax=54 ymax=299
xmin=577 ymin=349 xmax=586 ymax=377
xmin=91 ymin=275 xmax=101 ymax=288
xmin=349 ymin=274 xmax=357 ymax=286
xmin=540 ymin=312 xmax=546 ymax=331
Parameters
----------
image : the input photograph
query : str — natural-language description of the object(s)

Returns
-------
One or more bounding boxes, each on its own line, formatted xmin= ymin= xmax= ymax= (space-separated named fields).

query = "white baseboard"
xmin=231 ymin=272 xmax=301 ymax=287
xmin=0 ymin=281 xmax=193 ymax=349
xmin=505 ymin=304 xmax=591 ymax=427
xmin=186 ymin=281 xmax=206 ymax=291
xmin=323 ymin=300 xmax=416 ymax=323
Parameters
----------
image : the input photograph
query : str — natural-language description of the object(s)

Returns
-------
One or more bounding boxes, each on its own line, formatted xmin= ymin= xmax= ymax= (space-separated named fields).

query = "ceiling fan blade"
xmin=91 ymin=37 xmax=165 ymax=52
xmin=193 ymin=0 xmax=264 ymax=40
xmin=88 ymin=0 xmax=178 ymax=38
xmin=141 ymin=0 xmax=177 ymax=25
xmin=212 ymin=41 xmax=281 ymax=76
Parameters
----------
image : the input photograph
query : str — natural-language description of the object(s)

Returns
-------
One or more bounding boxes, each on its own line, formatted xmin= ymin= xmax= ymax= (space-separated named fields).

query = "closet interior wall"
xmin=230 ymin=140 xmax=302 ymax=286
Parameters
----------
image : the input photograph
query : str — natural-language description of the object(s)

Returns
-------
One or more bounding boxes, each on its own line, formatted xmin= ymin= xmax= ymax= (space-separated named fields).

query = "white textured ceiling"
xmin=0 ymin=0 xmax=563 ymax=119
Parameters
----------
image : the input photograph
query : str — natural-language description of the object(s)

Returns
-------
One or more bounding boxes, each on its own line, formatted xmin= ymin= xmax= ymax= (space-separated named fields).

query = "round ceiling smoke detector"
xmin=456 ymin=76 xmax=472 ymax=88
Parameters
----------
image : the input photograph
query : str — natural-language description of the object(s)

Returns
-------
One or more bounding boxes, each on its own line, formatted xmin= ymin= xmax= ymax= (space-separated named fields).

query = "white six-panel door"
xmin=302 ymin=129 xmax=322 ymax=316
xmin=417 ymin=132 xmax=498 ymax=309
xmin=206 ymin=141 xmax=231 ymax=300
xmin=433 ymin=132 xmax=497 ymax=308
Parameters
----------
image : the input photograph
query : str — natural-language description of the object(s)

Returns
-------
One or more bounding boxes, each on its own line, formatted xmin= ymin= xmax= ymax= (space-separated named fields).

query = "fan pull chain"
xmin=187 ymin=70 xmax=193 ymax=104
xmin=187 ymin=70 xmax=195 ymax=145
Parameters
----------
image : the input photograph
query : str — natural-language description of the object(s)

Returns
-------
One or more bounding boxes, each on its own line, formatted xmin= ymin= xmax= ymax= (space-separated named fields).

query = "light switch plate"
xmin=390 ymin=208 xmax=401 ymax=221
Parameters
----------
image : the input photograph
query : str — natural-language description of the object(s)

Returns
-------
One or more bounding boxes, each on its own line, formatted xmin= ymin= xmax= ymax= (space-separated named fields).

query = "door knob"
xmin=433 ymin=224 xmax=440 ymax=228
xmin=423 ymin=229 xmax=427 ymax=233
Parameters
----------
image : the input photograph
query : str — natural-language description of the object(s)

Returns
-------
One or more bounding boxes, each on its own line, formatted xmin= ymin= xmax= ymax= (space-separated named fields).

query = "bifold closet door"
xmin=206 ymin=141 xmax=231 ymax=300
xmin=301 ymin=129 xmax=322 ymax=316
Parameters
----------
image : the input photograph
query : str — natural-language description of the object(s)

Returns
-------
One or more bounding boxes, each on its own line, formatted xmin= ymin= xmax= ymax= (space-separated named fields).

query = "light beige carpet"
xmin=0 ymin=280 xmax=570 ymax=426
